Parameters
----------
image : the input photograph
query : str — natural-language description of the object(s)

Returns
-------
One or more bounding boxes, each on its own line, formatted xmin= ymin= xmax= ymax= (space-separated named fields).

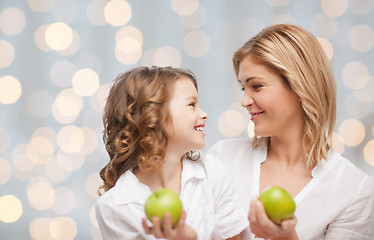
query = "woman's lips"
xmin=250 ymin=111 xmax=265 ymax=121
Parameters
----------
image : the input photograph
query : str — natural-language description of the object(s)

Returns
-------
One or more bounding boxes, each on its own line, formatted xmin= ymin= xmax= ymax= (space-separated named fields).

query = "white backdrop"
xmin=0 ymin=0 xmax=373 ymax=239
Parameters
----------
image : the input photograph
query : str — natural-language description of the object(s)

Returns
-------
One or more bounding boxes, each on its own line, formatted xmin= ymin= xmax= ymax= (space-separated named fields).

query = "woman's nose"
xmin=241 ymin=93 xmax=253 ymax=108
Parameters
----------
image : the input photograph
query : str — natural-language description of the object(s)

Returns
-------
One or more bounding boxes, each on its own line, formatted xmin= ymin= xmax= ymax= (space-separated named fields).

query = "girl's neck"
xmin=134 ymin=152 xmax=184 ymax=194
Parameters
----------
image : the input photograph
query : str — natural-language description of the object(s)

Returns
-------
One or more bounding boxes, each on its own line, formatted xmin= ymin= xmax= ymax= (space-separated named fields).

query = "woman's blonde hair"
xmin=233 ymin=24 xmax=336 ymax=168
xmin=99 ymin=66 xmax=198 ymax=194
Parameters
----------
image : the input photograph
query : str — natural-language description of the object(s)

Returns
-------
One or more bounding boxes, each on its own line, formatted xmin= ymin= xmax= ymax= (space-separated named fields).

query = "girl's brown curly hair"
xmin=98 ymin=66 xmax=199 ymax=195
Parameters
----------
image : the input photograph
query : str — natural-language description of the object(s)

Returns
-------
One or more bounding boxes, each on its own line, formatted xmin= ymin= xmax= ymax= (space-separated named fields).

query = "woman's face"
xmin=238 ymin=57 xmax=304 ymax=138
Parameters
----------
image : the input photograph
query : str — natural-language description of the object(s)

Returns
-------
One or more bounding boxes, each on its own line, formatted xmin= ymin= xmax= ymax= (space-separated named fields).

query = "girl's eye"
xmin=189 ymin=103 xmax=196 ymax=107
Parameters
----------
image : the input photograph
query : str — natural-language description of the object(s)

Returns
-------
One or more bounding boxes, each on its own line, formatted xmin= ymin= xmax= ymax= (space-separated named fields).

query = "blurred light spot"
xmin=76 ymin=52 xmax=102 ymax=74
xmin=52 ymin=89 xmax=83 ymax=124
xmin=45 ymin=22 xmax=73 ymax=51
xmin=80 ymin=127 xmax=98 ymax=154
xmin=0 ymin=195 xmax=23 ymax=223
xmin=218 ymin=109 xmax=245 ymax=137
xmin=117 ymin=37 xmax=141 ymax=54
xmin=51 ymin=0 xmax=78 ymax=23
xmin=56 ymin=151 xmax=85 ymax=171
xmin=72 ymin=68 xmax=100 ymax=96
xmin=87 ymin=0 xmax=107 ymax=26
xmin=28 ymin=0 xmax=54 ymax=12
xmin=50 ymin=60 xmax=76 ymax=88
xmin=266 ymin=0 xmax=290 ymax=7
xmin=247 ymin=121 xmax=255 ymax=138
xmin=171 ymin=0 xmax=199 ymax=15
xmin=57 ymin=125 xmax=84 ymax=153
xmin=363 ymin=140 xmax=374 ymax=167
xmin=27 ymin=90 xmax=53 ymax=118
xmin=179 ymin=5 xmax=206 ymax=29
xmin=154 ymin=46 xmax=182 ymax=67
xmin=27 ymin=180 xmax=55 ymax=211
xmin=29 ymin=218 xmax=53 ymax=240
xmin=332 ymin=132 xmax=344 ymax=155
xmin=353 ymin=76 xmax=374 ymax=103
xmin=44 ymin=157 xmax=72 ymax=183
xmin=0 ymin=127 xmax=11 ymax=154
xmin=90 ymin=204 xmax=99 ymax=227
xmin=348 ymin=25 xmax=374 ymax=52
xmin=51 ymin=187 xmax=76 ymax=215
xmin=0 ymin=8 xmax=26 ymax=36
xmin=50 ymin=217 xmax=77 ymax=240
xmin=0 ymin=75 xmax=22 ymax=104
xmin=34 ymin=24 xmax=52 ymax=52
xmin=29 ymin=136 xmax=54 ymax=164
xmin=58 ymin=30 xmax=81 ymax=56
xmin=115 ymin=45 xmax=142 ymax=65
xmin=29 ymin=138 xmax=54 ymax=159
xmin=104 ymin=0 xmax=131 ymax=27
xmin=90 ymin=83 xmax=111 ymax=112
xmin=86 ymin=172 xmax=101 ymax=199
xmin=342 ymin=61 xmax=369 ymax=90
xmin=273 ymin=14 xmax=298 ymax=25
xmin=0 ymin=157 xmax=11 ymax=184
xmin=184 ymin=30 xmax=210 ymax=58
xmin=317 ymin=38 xmax=334 ymax=60
xmin=0 ymin=40 xmax=15 ymax=68
xmin=311 ymin=14 xmax=337 ymax=39
xmin=349 ymin=0 xmax=374 ymax=14
xmin=321 ymin=0 xmax=348 ymax=17
xmin=344 ymin=92 xmax=371 ymax=118
xmin=116 ymin=25 xmax=143 ymax=43
xmin=12 ymin=144 xmax=36 ymax=172
xmin=82 ymin=110 xmax=102 ymax=132
xmin=338 ymin=119 xmax=365 ymax=147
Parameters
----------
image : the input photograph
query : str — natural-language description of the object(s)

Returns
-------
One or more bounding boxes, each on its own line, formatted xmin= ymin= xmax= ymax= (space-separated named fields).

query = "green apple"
xmin=258 ymin=186 xmax=296 ymax=225
xmin=144 ymin=188 xmax=183 ymax=227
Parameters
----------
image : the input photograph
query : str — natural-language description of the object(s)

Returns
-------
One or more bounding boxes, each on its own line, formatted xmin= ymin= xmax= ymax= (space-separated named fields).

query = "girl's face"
xmin=238 ymin=57 xmax=304 ymax=138
xmin=166 ymin=77 xmax=208 ymax=154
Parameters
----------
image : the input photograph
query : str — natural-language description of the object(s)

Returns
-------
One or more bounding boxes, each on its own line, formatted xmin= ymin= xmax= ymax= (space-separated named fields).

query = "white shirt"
xmin=207 ymin=138 xmax=374 ymax=240
xmin=95 ymin=153 xmax=249 ymax=240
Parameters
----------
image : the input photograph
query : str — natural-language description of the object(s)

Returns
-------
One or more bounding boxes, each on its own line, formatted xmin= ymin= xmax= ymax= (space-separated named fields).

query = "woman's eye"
xmin=252 ymin=84 xmax=262 ymax=90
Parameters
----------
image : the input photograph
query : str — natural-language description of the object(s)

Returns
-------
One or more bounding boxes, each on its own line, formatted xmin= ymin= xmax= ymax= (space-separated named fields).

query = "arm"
xmin=249 ymin=199 xmax=298 ymax=240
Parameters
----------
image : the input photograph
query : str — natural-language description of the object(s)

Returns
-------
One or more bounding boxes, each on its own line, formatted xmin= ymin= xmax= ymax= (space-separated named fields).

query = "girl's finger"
xmin=151 ymin=217 xmax=164 ymax=238
xmin=141 ymin=218 xmax=151 ymax=234
xmin=162 ymin=213 xmax=173 ymax=235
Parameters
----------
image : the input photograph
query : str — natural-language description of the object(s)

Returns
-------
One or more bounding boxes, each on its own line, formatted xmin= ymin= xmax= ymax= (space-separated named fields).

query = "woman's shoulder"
xmin=327 ymin=151 xmax=374 ymax=190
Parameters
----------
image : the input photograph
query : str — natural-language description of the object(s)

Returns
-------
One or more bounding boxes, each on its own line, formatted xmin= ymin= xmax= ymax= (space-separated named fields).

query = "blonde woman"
xmin=208 ymin=24 xmax=374 ymax=239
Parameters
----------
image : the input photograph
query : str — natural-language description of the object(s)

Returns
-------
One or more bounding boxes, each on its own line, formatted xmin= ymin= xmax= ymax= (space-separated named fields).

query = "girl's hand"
xmin=249 ymin=199 xmax=298 ymax=240
xmin=142 ymin=211 xmax=197 ymax=240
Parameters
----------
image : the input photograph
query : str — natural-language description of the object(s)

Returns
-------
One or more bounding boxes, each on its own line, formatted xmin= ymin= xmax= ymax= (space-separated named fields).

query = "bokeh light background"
xmin=0 ymin=0 xmax=374 ymax=239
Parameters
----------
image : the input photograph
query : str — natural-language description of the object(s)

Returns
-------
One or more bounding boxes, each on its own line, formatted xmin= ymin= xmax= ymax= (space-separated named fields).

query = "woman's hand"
xmin=249 ymin=199 xmax=298 ymax=240
xmin=142 ymin=211 xmax=197 ymax=240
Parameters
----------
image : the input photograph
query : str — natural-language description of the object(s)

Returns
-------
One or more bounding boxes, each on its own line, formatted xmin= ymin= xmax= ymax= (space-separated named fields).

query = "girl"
xmin=208 ymin=24 xmax=374 ymax=239
xmin=95 ymin=66 xmax=248 ymax=240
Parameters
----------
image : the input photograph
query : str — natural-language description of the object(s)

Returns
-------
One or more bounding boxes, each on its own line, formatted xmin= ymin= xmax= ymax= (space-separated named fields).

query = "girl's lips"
xmin=194 ymin=124 xmax=206 ymax=136
xmin=250 ymin=111 xmax=264 ymax=121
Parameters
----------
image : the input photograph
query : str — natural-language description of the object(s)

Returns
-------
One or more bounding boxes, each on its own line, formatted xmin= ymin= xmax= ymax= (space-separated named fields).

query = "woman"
xmin=208 ymin=24 xmax=374 ymax=239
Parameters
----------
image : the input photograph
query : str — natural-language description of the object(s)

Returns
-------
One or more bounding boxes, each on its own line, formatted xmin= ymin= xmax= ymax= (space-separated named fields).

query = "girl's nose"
xmin=201 ymin=109 xmax=208 ymax=120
